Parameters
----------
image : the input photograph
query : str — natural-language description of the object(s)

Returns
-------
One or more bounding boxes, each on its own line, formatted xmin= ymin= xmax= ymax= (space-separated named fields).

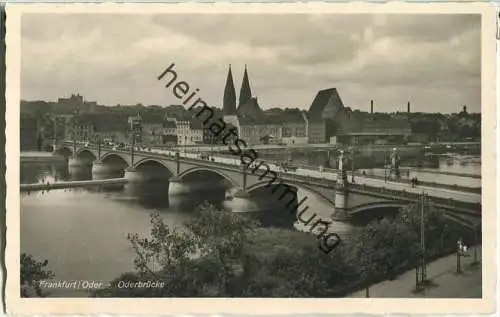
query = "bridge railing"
xmin=349 ymin=182 xmax=481 ymax=213
xmin=69 ymin=144 xmax=481 ymax=211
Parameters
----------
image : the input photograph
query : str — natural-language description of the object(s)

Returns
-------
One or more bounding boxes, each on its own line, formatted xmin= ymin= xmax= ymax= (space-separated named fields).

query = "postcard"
xmin=4 ymin=2 xmax=497 ymax=315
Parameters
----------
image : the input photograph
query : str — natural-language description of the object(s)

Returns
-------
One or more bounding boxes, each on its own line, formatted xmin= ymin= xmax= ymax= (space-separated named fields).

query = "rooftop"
xmin=308 ymin=88 xmax=345 ymax=119
xmin=76 ymin=113 xmax=128 ymax=132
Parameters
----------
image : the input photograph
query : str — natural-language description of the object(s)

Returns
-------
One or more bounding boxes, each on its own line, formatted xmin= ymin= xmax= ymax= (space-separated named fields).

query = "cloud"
xmin=21 ymin=13 xmax=481 ymax=113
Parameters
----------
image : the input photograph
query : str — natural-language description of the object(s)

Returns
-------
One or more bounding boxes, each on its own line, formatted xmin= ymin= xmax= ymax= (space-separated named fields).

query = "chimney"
xmin=370 ymin=100 xmax=374 ymax=114
xmin=407 ymin=101 xmax=410 ymax=113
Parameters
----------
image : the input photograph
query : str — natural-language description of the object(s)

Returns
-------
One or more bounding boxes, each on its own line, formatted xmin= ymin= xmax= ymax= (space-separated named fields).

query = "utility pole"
xmin=351 ymin=149 xmax=355 ymax=183
xmin=131 ymin=132 xmax=135 ymax=166
xmin=53 ymin=116 xmax=58 ymax=150
xmin=72 ymin=118 xmax=76 ymax=153
xmin=420 ymin=192 xmax=427 ymax=283
xmin=473 ymin=226 xmax=478 ymax=264
xmin=211 ymin=134 xmax=215 ymax=159
xmin=384 ymin=150 xmax=387 ymax=182
xmin=415 ymin=265 xmax=420 ymax=290
xmin=97 ymin=134 xmax=101 ymax=160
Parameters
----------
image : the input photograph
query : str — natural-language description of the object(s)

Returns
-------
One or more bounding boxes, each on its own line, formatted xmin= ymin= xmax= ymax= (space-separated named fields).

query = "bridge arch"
xmin=246 ymin=180 xmax=335 ymax=207
xmin=75 ymin=148 xmax=97 ymax=161
xmin=348 ymin=201 xmax=408 ymax=215
xmin=54 ymin=146 xmax=73 ymax=157
xmin=101 ymin=152 xmax=130 ymax=168
xmin=134 ymin=158 xmax=175 ymax=176
xmin=347 ymin=200 xmax=408 ymax=225
xmin=178 ymin=166 xmax=240 ymax=188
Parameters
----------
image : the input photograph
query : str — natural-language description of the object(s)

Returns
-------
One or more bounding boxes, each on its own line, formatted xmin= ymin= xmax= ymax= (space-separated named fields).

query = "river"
xmin=20 ymin=154 xmax=480 ymax=297
xmin=20 ymin=159 xmax=353 ymax=297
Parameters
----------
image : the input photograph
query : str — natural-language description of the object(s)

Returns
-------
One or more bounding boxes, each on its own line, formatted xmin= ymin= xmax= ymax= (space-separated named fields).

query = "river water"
xmin=362 ymin=155 xmax=481 ymax=188
xmin=20 ymin=154 xmax=480 ymax=297
xmin=20 ymin=159 xmax=354 ymax=297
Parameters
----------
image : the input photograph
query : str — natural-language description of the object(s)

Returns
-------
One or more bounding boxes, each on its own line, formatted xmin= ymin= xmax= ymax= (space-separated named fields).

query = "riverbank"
xmin=21 ymin=152 xmax=65 ymax=163
xmin=20 ymin=178 xmax=128 ymax=192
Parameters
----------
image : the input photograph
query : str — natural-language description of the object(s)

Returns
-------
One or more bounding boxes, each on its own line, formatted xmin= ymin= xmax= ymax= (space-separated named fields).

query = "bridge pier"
xmin=92 ymin=159 xmax=113 ymax=174
xmin=226 ymin=189 xmax=259 ymax=213
xmin=124 ymin=167 xmax=145 ymax=183
xmin=168 ymin=177 xmax=192 ymax=196
xmin=68 ymin=156 xmax=91 ymax=168
xmin=92 ymin=160 xmax=125 ymax=180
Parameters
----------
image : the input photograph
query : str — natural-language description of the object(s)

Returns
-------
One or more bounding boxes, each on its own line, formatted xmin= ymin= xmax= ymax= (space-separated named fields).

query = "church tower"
xmin=223 ymin=64 xmax=236 ymax=115
xmin=222 ymin=64 xmax=240 ymax=131
xmin=239 ymin=64 xmax=252 ymax=108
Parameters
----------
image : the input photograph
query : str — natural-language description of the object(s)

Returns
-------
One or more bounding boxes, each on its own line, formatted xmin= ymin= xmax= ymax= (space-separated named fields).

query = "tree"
xmin=400 ymin=204 xmax=476 ymax=255
xmin=410 ymin=118 xmax=441 ymax=141
xmin=345 ymin=218 xmax=420 ymax=284
xmin=126 ymin=212 xmax=197 ymax=276
xmin=95 ymin=202 xmax=261 ymax=297
xmin=97 ymin=202 xmax=441 ymax=298
xmin=20 ymin=253 xmax=55 ymax=297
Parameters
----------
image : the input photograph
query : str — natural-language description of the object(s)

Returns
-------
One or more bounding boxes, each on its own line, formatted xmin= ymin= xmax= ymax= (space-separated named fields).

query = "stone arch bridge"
xmin=55 ymin=143 xmax=481 ymax=225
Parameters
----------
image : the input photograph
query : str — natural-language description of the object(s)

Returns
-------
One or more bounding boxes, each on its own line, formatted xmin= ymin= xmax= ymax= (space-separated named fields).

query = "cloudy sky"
xmin=21 ymin=13 xmax=481 ymax=113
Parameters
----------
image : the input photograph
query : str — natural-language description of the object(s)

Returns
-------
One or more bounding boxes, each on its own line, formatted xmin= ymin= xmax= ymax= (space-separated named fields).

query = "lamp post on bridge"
xmin=72 ymin=132 xmax=77 ymax=155
xmin=419 ymin=191 xmax=428 ymax=284
xmin=350 ymin=148 xmax=355 ymax=183
xmin=130 ymin=131 xmax=136 ymax=166
xmin=95 ymin=134 xmax=102 ymax=160
xmin=384 ymin=150 xmax=388 ymax=182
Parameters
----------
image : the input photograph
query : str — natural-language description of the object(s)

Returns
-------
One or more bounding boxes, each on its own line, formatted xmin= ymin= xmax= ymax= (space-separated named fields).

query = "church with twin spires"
xmin=221 ymin=65 xmax=311 ymax=146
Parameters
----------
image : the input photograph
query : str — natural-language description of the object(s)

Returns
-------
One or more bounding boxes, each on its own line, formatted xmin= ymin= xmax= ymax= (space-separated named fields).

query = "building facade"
xmin=128 ymin=114 xmax=143 ymax=144
xmin=142 ymin=122 xmax=164 ymax=146
xmin=162 ymin=120 xmax=178 ymax=146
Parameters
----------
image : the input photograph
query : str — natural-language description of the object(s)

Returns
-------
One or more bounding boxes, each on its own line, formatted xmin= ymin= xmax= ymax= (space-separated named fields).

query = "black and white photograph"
xmin=4 ymin=2 xmax=497 ymax=315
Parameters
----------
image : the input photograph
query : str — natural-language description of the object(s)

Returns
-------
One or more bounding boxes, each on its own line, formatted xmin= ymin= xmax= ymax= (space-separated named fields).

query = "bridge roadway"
xmin=146 ymin=149 xmax=480 ymax=204
xmin=61 ymin=142 xmax=480 ymax=205
xmin=155 ymin=141 xmax=480 ymax=153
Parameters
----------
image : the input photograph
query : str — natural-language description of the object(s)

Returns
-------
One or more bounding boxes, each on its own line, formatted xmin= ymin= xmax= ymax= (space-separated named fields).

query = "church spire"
xmin=223 ymin=64 xmax=236 ymax=115
xmin=239 ymin=64 xmax=252 ymax=107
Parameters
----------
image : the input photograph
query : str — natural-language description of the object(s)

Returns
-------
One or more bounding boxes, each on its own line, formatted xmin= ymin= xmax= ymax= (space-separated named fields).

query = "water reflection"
xmin=21 ymin=161 xmax=70 ymax=184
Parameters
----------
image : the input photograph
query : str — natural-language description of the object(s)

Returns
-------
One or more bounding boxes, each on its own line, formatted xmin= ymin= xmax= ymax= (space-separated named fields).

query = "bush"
xmin=20 ymin=253 xmax=55 ymax=297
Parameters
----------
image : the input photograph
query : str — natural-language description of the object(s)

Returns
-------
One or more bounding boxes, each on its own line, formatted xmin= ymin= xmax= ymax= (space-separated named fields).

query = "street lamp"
xmin=474 ymin=227 xmax=478 ymax=263
xmin=96 ymin=134 xmax=102 ymax=160
xmin=130 ymin=131 xmax=136 ymax=166
xmin=211 ymin=134 xmax=215 ymax=159
xmin=351 ymin=149 xmax=355 ymax=183
xmin=384 ymin=150 xmax=388 ymax=182
xmin=420 ymin=192 xmax=427 ymax=283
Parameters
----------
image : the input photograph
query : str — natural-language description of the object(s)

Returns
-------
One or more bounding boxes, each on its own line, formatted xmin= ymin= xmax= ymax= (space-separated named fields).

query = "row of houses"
xmin=47 ymin=112 xmax=206 ymax=147
xmin=220 ymin=65 xmax=412 ymax=147
xmin=32 ymin=66 xmax=414 ymax=148
xmin=47 ymin=89 xmax=412 ymax=148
